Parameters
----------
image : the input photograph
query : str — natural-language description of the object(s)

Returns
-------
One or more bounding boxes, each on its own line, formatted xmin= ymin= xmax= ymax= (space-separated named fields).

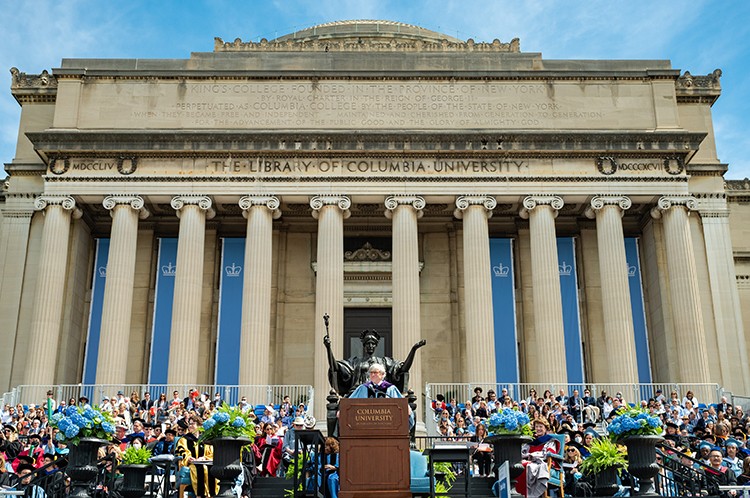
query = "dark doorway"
xmin=344 ymin=308 xmax=392 ymax=358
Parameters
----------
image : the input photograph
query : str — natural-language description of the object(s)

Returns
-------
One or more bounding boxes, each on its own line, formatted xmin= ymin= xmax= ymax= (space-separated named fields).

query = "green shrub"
xmin=121 ymin=445 xmax=152 ymax=466
xmin=579 ymin=437 xmax=627 ymax=475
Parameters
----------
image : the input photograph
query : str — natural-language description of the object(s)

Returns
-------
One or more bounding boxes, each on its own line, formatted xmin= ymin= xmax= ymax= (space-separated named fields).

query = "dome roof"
xmin=272 ymin=20 xmax=463 ymax=44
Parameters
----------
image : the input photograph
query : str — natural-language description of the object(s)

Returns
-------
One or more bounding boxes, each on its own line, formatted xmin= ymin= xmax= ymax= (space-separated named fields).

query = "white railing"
xmin=6 ymin=384 xmax=314 ymax=413
xmin=423 ymin=382 xmax=724 ymax=436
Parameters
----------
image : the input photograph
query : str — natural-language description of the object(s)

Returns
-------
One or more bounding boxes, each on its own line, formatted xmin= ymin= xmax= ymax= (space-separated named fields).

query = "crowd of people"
xmin=0 ymin=389 xmax=316 ymax=498
xmin=432 ymin=387 xmax=750 ymax=495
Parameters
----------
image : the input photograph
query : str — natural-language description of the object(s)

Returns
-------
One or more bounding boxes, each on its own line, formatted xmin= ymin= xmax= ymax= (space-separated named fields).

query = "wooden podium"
xmin=338 ymin=397 xmax=411 ymax=498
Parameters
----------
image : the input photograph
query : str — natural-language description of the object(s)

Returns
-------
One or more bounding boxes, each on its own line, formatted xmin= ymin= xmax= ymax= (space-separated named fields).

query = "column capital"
xmin=103 ymin=195 xmax=150 ymax=220
xmin=171 ymin=195 xmax=215 ymax=219
xmin=584 ymin=195 xmax=631 ymax=219
xmin=310 ymin=195 xmax=351 ymax=219
xmin=34 ymin=194 xmax=82 ymax=219
xmin=384 ymin=195 xmax=425 ymax=219
xmin=519 ymin=194 xmax=564 ymax=219
xmin=650 ymin=195 xmax=697 ymax=219
xmin=239 ymin=195 xmax=282 ymax=219
xmin=453 ymin=195 xmax=496 ymax=220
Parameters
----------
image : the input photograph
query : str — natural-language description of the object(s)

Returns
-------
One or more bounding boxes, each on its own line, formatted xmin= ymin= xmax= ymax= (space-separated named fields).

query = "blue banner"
xmin=557 ymin=237 xmax=584 ymax=383
xmin=215 ymin=238 xmax=246 ymax=385
xmin=625 ymin=238 xmax=652 ymax=383
xmin=82 ymin=239 xmax=109 ymax=384
xmin=489 ymin=238 xmax=518 ymax=383
xmin=149 ymin=238 xmax=178 ymax=384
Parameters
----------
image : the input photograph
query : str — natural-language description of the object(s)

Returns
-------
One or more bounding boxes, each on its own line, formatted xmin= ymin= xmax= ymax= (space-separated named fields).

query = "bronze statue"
xmin=324 ymin=328 xmax=426 ymax=396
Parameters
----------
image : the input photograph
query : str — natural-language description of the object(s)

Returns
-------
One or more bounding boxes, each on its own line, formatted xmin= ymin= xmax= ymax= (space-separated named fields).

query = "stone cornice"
xmin=214 ymin=35 xmax=521 ymax=53
xmin=675 ymin=69 xmax=721 ymax=106
xmin=27 ymin=131 xmax=707 ymax=157
xmin=9 ymin=68 xmax=57 ymax=105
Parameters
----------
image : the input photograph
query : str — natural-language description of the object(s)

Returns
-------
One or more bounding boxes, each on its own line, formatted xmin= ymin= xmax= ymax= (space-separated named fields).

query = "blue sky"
xmin=2 ymin=0 xmax=749 ymax=178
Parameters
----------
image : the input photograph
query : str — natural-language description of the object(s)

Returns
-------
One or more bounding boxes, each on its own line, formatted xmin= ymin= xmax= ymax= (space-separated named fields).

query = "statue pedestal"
xmin=339 ymin=398 xmax=411 ymax=498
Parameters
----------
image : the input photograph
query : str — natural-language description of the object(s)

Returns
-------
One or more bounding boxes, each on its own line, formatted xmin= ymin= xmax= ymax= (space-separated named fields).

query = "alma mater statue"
xmin=324 ymin=328 xmax=426 ymax=396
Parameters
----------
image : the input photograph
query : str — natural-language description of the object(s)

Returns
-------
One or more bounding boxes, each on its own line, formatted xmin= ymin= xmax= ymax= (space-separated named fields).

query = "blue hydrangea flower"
xmin=101 ymin=422 xmax=115 ymax=434
xmin=71 ymin=413 xmax=91 ymax=428
xmin=83 ymin=407 xmax=98 ymax=420
xmin=64 ymin=425 xmax=79 ymax=438
xmin=55 ymin=432 xmax=66 ymax=442
xmin=647 ymin=416 xmax=661 ymax=428
xmin=65 ymin=406 xmax=78 ymax=417
xmin=231 ymin=418 xmax=246 ymax=428
xmin=51 ymin=413 xmax=64 ymax=424
xmin=57 ymin=418 xmax=72 ymax=431
xmin=203 ymin=418 xmax=217 ymax=430
xmin=213 ymin=412 xmax=230 ymax=423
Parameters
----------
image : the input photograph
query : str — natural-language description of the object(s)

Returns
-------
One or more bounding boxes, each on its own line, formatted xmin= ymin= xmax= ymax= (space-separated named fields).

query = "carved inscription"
xmin=57 ymin=157 xmax=678 ymax=177
xmin=81 ymin=80 xmax=655 ymax=130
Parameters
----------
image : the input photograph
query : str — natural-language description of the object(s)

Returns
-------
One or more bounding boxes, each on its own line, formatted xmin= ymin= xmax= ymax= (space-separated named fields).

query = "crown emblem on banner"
xmin=225 ymin=263 xmax=242 ymax=277
xmin=559 ymin=262 xmax=573 ymax=276
xmin=161 ymin=262 xmax=176 ymax=277
xmin=627 ymin=264 xmax=637 ymax=277
xmin=98 ymin=266 xmax=107 ymax=278
xmin=492 ymin=263 xmax=510 ymax=277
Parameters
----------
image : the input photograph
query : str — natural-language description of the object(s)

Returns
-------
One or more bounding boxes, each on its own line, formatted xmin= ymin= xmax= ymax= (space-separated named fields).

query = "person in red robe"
xmin=256 ymin=423 xmax=283 ymax=477
xmin=516 ymin=418 xmax=561 ymax=498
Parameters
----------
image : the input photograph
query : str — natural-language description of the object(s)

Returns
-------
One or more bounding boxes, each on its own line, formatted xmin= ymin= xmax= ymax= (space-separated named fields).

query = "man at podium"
xmin=350 ymin=364 xmax=415 ymax=429
xmin=349 ymin=363 xmax=402 ymax=399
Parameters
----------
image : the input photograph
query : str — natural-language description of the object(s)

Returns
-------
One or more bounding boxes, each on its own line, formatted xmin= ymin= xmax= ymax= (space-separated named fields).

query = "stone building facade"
xmin=1 ymin=20 xmax=747 ymax=418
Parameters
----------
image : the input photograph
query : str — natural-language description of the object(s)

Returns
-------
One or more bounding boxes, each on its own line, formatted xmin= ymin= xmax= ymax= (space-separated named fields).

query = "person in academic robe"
xmin=256 ymin=423 xmax=283 ymax=477
xmin=706 ymin=447 xmax=738 ymax=497
xmin=175 ymin=415 xmax=217 ymax=498
xmin=516 ymin=418 xmax=560 ymax=498
xmin=349 ymin=363 xmax=415 ymax=429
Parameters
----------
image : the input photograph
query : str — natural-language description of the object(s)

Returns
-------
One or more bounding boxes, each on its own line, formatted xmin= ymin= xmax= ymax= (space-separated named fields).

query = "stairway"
xmin=444 ymin=475 xmax=495 ymax=496
xmin=250 ymin=476 xmax=292 ymax=497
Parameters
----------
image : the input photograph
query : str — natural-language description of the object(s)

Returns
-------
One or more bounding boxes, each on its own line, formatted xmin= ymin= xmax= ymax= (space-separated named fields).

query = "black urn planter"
xmin=486 ymin=434 xmax=532 ymax=498
xmin=209 ymin=436 xmax=251 ymax=498
xmin=119 ymin=464 xmax=150 ymax=498
xmin=593 ymin=467 xmax=620 ymax=496
xmin=622 ymin=435 xmax=664 ymax=496
xmin=67 ymin=437 xmax=109 ymax=498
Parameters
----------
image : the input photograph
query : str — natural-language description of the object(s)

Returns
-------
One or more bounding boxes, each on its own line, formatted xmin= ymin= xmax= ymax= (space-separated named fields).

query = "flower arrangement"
xmin=199 ymin=405 xmax=256 ymax=442
xmin=487 ymin=408 xmax=532 ymax=436
xmin=606 ymin=408 xmax=662 ymax=440
xmin=120 ymin=445 xmax=152 ymax=466
xmin=49 ymin=405 xmax=116 ymax=445
xmin=579 ymin=437 xmax=628 ymax=475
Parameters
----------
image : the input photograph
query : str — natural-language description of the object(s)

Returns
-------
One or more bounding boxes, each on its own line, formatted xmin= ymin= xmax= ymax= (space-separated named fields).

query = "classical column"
xmin=519 ymin=195 xmax=567 ymax=382
xmin=651 ymin=196 xmax=710 ymax=382
xmin=25 ymin=195 xmax=81 ymax=386
xmin=585 ymin=195 xmax=638 ymax=382
xmin=238 ymin=195 xmax=281 ymax=385
xmin=0 ymin=208 xmax=33 ymax=390
xmin=168 ymin=195 xmax=214 ymax=384
xmin=96 ymin=196 xmax=149 ymax=384
xmin=698 ymin=202 xmax=750 ymax=393
xmin=454 ymin=195 xmax=497 ymax=383
xmin=310 ymin=195 xmax=350 ymax=421
xmin=385 ymin=195 xmax=425 ymax=393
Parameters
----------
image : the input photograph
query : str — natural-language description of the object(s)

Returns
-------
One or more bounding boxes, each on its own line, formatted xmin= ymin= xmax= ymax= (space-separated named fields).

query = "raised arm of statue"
xmin=397 ymin=339 xmax=426 ymax=376
xmin=323 ymin=334 xmax=337 ymax=374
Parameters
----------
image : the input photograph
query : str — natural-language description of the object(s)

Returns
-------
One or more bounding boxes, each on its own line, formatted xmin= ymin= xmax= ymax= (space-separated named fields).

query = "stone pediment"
xmin=215 ymin=19 xmax=520 ymax=53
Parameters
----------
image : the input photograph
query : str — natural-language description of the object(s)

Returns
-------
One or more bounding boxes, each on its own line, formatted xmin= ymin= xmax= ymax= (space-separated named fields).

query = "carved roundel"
xmin=663 ymin=157 xmax=685 ymax=176
xmin=48 ymin=156 xmax=70 ymax=175
xmin=117 ymin=156 xmax=138 ymax=175
xmin=596 ymin=156 xmax=618 ymax=175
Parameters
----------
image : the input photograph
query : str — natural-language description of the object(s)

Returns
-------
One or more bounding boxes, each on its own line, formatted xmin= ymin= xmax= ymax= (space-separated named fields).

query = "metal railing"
xmin=424 ymin=383 xmax=723 ymax=436
xmin=5 ymin=384 xmax=314 ymax=414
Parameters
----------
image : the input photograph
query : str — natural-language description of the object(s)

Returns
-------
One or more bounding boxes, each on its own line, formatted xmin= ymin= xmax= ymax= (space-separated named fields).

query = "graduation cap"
xmin=582 ymin=422 xmax=597 ymax=430
xmin=698 ymin=441 xmax=713 ymax=450
xmin=177 ymin=418 xmax=189 ymax=430
xmin=665 ymin=421 xmax=680 ymax=430
xmin=16 ymin=463 xmax=35 ymax=474
xmin=584 ymin=428 xmax=600 ymax=438
xmin=725 ymin=438 xmax=742 ymax=449
xmin=16 ymin=455 xmax=35 ymax=468
xmin=164 ymin=428 xmax=177 ymax=436
xmin=3 ymin=424 xmax=17 ymax=433
xmin=27 ymin=433 xmax=42 ymax=441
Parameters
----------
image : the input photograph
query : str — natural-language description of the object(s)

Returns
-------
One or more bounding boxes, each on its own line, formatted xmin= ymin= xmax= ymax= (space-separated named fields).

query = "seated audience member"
xmin=517 ymin=418 xmax=560 ymax=498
